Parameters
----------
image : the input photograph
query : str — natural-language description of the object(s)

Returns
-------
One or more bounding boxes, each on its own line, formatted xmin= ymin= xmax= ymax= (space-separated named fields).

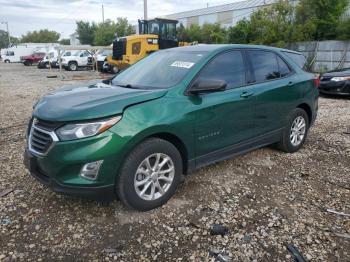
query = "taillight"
xmin=313 ymin=76 xmax=320 ymax=88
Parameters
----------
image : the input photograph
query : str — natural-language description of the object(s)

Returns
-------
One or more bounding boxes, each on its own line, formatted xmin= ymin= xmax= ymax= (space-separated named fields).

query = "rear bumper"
xmin=24 ymin=149 xmax=115 ymax=201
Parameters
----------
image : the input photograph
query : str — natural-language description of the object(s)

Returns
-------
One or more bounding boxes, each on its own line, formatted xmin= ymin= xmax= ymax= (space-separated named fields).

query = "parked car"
xmin=22 ymin=52 xmax=46 ymax=66
xmin=37 ymin=50 xmax=59 ymax=69
xmin=319 ymin=68 xmax=350 ymax=95
xmin=61 ymin=50 xmax=92 ymax=71
xmin=24 ymin=45 xmax=319 ymax=211
xmin=89 ymin=49 xmax=113 ymax=72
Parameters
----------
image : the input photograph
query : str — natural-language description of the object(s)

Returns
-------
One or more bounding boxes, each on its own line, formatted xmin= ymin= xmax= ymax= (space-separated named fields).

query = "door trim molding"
xmin=188 ymin=128 xmax=284 ymax=172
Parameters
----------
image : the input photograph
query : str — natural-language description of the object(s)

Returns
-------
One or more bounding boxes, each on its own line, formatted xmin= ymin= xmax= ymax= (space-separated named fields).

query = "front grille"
xmin=112 ymin=38 xmax=126 ymax=60
xmin=34 ymin=119 xmax=62 ymax=131
xmin=30 ymin=128 xmax=53 ymax=154
xmin=28 ymin=119 xmax=60 ymax=155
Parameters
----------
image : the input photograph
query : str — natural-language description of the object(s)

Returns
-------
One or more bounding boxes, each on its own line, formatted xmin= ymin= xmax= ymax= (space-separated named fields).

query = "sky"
xmin=0 ymin=0 xmax=238 ymax=39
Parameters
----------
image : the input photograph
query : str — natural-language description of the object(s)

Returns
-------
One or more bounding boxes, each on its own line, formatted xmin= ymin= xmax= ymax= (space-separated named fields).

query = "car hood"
xmin=322 ymin=68 xmax=350 ymax=77
xmin=33 ymin=81 xmax=168 ymax=121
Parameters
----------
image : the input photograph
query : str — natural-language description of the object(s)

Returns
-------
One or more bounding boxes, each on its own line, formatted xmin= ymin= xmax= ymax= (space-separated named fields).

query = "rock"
xmin=210 ymin=224 xmax=229 ymax=236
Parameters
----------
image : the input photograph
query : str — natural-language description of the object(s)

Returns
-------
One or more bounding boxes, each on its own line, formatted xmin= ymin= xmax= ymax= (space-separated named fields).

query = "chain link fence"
xmin=288 ymin=40 xmax=350 ymax=73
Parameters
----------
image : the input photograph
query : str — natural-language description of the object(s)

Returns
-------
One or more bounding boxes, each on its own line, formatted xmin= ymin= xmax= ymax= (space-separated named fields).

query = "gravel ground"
xmin=0 ymin=63 xmax=349 ymax=261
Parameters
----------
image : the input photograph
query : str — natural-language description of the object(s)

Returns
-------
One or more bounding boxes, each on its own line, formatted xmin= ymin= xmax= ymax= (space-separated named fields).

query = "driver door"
xmin=188 ymin=50 xmax=257 ymax=159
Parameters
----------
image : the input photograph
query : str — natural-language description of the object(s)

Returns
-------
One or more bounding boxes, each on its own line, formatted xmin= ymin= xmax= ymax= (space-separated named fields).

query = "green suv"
xmin=24 ymin=45 xmax=318 ymax=210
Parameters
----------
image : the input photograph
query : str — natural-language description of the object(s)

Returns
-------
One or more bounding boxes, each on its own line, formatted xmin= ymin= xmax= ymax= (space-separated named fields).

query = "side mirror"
xmin=188 ymin=79 xmax=227 ymax=95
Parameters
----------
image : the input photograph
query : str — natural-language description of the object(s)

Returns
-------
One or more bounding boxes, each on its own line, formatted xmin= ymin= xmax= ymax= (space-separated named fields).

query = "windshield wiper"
xmin=116 ymin=83 xmax=142 ymax=89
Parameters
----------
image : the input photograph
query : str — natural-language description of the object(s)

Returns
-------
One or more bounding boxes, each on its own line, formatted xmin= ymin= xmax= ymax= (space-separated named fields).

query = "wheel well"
xmin=297 ymin=103 xmax=312 ymax=124
xmin=150 ymin=133 xmax=189 ymax=175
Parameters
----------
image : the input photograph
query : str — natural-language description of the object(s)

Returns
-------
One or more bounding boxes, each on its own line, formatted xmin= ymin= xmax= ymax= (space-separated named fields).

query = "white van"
xmin=1 ymin=45 xmax=36 ymax=63
xmin=1 ymin=43 xmax=60 ymax=63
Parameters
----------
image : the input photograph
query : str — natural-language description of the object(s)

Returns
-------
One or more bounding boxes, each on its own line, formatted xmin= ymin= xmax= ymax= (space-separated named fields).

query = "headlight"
xmin=331 ymin=76 xmax=350 ymax=82
xmin=56 ymin=116 xmax=121 ymax=141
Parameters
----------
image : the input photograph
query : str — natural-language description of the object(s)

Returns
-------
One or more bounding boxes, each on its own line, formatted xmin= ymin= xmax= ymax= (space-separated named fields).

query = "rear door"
xmin=79 ymin=51 xmax=90 ymax=66
xmin=189 ymin=50 xmax=257 ymax=157
xmin=246 ymin=50 xmax=299 ymax=135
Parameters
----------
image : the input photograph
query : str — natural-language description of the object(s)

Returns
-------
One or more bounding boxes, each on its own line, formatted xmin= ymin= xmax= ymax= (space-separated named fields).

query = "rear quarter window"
xmin=282 ymin=51 xmax=308 ymax=71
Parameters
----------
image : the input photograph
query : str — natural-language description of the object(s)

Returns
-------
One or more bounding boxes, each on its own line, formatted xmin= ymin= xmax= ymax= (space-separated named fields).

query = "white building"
xmin=163 ymin=0 xmax=321 ymax=28
xmin=69 ymin=32 xmax=80 ymax=46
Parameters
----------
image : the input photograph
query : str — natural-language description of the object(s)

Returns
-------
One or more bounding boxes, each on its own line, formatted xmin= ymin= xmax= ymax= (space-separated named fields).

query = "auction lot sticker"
xmin=171 ymin=61 xmax=195 ymax=69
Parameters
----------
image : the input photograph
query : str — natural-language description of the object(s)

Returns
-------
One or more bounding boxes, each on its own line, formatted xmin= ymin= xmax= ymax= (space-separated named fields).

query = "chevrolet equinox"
xmin=24 ymin=45 xmax=319 ymax=211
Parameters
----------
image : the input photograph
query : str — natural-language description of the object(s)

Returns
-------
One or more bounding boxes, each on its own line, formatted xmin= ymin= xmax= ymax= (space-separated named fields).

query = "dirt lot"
xmin=0 ymin=63 xmax=349 ymax=261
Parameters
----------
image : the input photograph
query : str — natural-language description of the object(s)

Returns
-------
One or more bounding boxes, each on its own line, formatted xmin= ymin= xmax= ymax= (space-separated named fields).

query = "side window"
xmin=197 ymin=51 xmax=246 ymax=89
xmin=6 ymin=51 xmax=14 ymax=56
xmin=277 ymin=56 xmax=291 ymax=77
xmin=248 ymin=51 xmax=280 ymax=82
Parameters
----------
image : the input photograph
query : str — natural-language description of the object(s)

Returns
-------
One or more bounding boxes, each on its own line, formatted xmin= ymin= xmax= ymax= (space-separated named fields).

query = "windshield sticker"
xmin=171 ymin=61 xmax=195 ymax=69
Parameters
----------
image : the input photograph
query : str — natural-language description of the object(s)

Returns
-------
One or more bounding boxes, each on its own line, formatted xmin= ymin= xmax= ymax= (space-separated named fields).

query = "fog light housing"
xmin=80 ymin=160 xmax=103 ymax=180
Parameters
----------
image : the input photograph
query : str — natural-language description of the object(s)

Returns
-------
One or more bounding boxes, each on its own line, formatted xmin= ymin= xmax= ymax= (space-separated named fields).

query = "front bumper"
xmin=24 ymin=129 xmax=127 ymax=201
xmin=24 ymin=148 xmax=115 ymax=200
xmin=319 ymin=81 xmax=350 ymax=95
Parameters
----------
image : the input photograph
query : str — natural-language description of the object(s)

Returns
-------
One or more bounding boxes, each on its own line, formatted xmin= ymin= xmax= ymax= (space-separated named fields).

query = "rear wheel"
xmin=4 ymin=59 xmax=10 ymax=63
xmin=277 ymin=108 xmax=309 ymax=153
xmin=116 ymin=138 xmax=183 ymax=211
xmin=68 ymin=61 xmax=78 ymax=71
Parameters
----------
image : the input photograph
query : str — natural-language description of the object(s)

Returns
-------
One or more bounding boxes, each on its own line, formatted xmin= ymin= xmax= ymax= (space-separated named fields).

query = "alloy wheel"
xmin=290 ymin=116 xmax=306 ymax=146
xmin=134 ymin=153 xmax=175 ymax=201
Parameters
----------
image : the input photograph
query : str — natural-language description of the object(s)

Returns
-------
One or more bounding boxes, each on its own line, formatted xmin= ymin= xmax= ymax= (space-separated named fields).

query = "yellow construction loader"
xmin=106 ymin=18 xmax=192 ymax=73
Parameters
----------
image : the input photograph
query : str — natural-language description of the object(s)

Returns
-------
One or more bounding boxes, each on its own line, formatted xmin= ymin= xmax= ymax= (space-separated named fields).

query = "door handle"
xmin=240 ymin=91 xmax=254 ymax=98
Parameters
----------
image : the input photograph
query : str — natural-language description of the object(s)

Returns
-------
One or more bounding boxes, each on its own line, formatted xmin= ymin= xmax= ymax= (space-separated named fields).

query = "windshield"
xmin=72 ymin=50 xmax=82 ymax=56
xmin=112 ymin=50 xmax=208 ymax=89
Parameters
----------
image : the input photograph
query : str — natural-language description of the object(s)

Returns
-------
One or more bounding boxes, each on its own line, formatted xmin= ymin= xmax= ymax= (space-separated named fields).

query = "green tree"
xmin=59 ymin=38 xmax=70 ymax=45
xmin=115 ymin=17 xmax=135 ymax=37
xmin=248 ymin=0 xmax=294 ymax=47
xmin=336 ymin=18 xmax=350 ymax=40
xmin=295 ymin=0 xmax=349 ymax=40
xmin=0 ymin=29 xmax=9 ymax=48
xmin=227 ymin=19 xmax=251 ymax=44
xmin=20 ymin=29 xmax=60 ymax=43
xmin=201 ymin=23 xmax=227 ymax=44
xmin=93 ymin=20 xmax=116 ymax=46
xmin=92 ymin=18 xmax=134 ymax=46
xmin=181 ymin=24 xmax=203 ymax=42
xmin=76 ymin=20 xmax=97 ymax=45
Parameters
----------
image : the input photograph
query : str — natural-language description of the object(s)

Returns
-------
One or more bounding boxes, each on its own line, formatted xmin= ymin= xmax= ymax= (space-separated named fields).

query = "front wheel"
xmin=68 ymin=61 xmax=78 ymax=71
xmin=116 ymin=138 xmax=183 ymax=211
xmin=277 ymin=108 xmax=309 ymax=153
xmin=4 ymin=59 xmax=10 ymax=63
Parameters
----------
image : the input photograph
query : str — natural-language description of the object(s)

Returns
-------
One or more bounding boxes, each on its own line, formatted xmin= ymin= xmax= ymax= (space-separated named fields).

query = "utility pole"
xmin=102 ymin=4 xmax=105 ymax=23
xmin=1 ymin=21 xmax=11 ymax=47
xmin=144 ymin=0 xmax=148 ymax=20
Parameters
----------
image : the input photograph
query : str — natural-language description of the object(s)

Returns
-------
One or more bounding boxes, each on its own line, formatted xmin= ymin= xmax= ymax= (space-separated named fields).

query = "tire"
xmin=45 ymin=62 xmax=49 ymax=69
xmin=111 ymin=66 xmax=119 ymax=74
xmin=4 ymin=59 xmax=10 ymax=63
xmin=116 ymin=138 xmax=183 ymax=211
xmin=277 ymin=108 xmax=309 ymax=153
xmin=68 ymin=61 xmax=78 ymax=71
